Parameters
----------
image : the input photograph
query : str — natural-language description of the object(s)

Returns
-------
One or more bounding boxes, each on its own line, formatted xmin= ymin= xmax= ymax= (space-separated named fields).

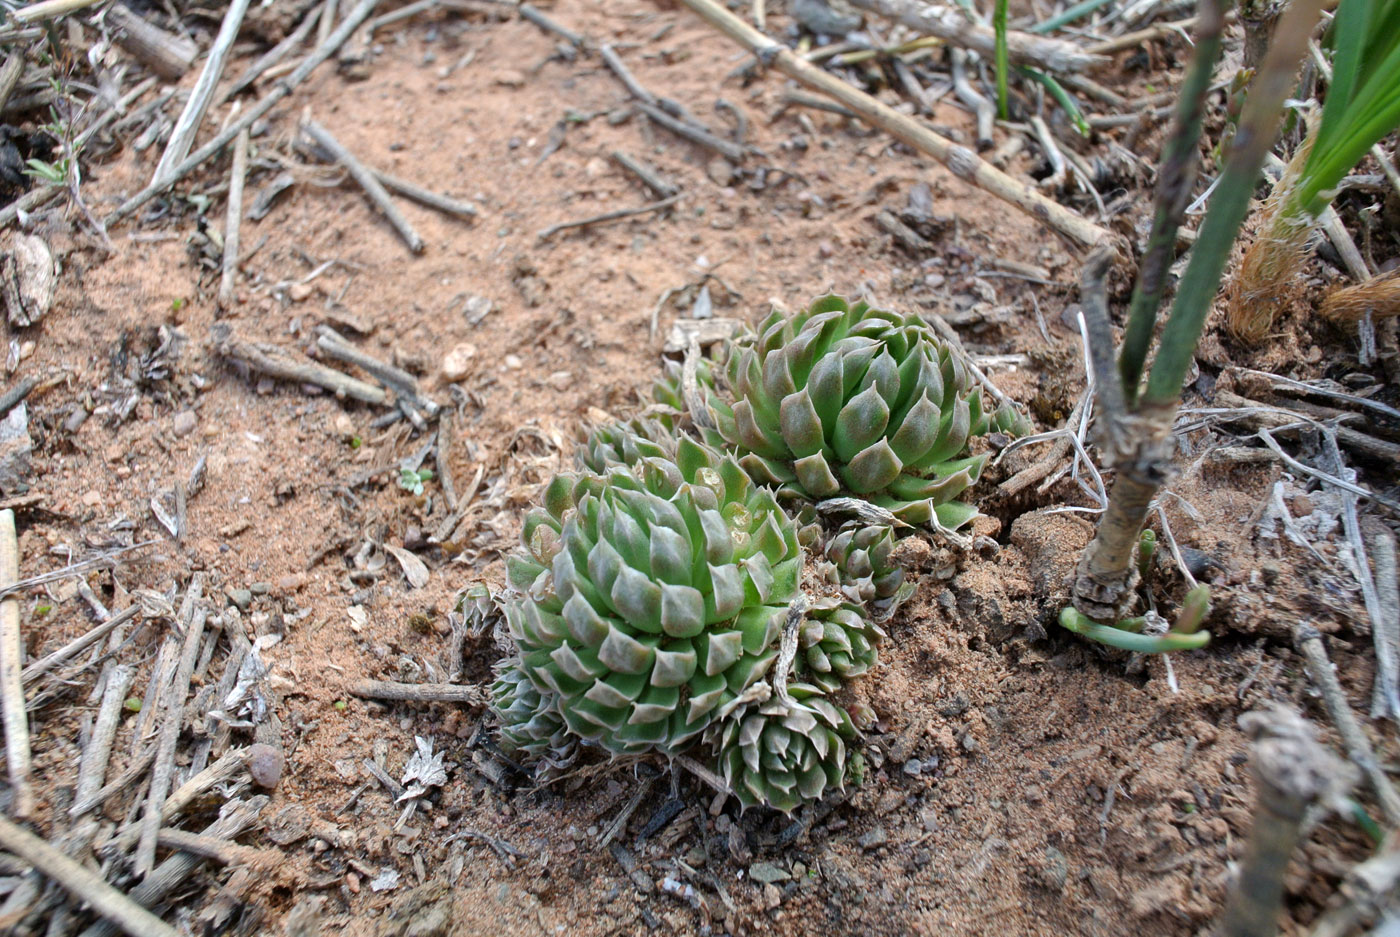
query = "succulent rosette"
xmin=576 ymin=417 xmax=678 ymax=475
xmin=705 ymin=295 xmax=992 ymax=528
xmin=822 ymin=523 xmax=909 ymax=611
xmin=798 ymin=598 xmax=885 ymax=693
xmin=503 ymin=436 xmax=804 ymax=755
xmin=491 ymin=657 xmax=575 ymax=769
xmin=710 ymin=684 xmax=856 ymax=813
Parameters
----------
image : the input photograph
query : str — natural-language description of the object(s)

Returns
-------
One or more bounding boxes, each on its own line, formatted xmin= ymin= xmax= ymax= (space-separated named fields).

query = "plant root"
xmin=1321 ymin=266 xmax=1400 ymax=324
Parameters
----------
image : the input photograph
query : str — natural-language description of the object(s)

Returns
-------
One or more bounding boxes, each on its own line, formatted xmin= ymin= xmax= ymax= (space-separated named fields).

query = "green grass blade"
xmin=1145 ymin=0 xmax=1330 ymax=405
xmin=1031 ymin=0 xmax=1116 ymax=33
xmin=1018 ymin=66 xmax=1089 ymax=135
xmin=1315 ymin=0 xmax=1373 ymax=149
xmin=1118 ymin=0 xmax=1227 ymax=404
xmin=994 ymin=0 xmax=1010 ymax=120
xmin=1298 ymin=41 xmax=1400 ymax=214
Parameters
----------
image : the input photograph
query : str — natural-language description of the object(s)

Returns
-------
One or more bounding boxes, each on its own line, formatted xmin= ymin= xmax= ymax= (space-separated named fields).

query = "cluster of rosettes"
xmin=490 ymin=295 xmax=1025 ymax=811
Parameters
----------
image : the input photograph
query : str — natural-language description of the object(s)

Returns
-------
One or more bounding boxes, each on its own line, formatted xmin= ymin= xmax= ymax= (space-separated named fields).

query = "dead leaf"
xmin=385 ymin=544 xmax=429 ymax=589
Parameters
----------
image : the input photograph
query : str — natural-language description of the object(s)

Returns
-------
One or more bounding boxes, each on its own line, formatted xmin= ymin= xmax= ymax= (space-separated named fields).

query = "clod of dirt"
xmin=375 ymin=880 xmax=454 ymax=937
xmin=248 ymin=742 xmax=284 ymax=788
xmin=1010 ymin=511 xmax=1094 ymax=621
xmin=172 ymin=409 xmax=197 ymax=437
xmin=3 ymin=233 xmax=57 ymax=327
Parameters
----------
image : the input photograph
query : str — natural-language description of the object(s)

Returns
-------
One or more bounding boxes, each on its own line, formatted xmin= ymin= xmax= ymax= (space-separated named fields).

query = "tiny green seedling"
xmin=22 ymin=157 xmax=68 ymax=186
xmin=124 ymin=697 xmax=142 ymax=712
xmin=398 ymin=467 xmax=434 ymax=496
xmin=34 ymin=604 xmax=52 ymax=617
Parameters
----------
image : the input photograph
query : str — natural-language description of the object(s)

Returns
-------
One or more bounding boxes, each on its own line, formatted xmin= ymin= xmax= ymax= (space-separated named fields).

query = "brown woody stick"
xmin=218 ymin=126 xmax=251 ymax=310
xmin=0 ymin=510 xmax=31 ymax=818
xmin=676 ymin=0 xmax=1112 ymax=250
xmin=0 ymin=816 xmax=179 ymax=937
xmin=847 ymin=0 xmax=1105 ymax=73
xmin=105 ymin=0 xmax=383 ymax=226
xmin=302 ymin=119 xmax=424 ymax=253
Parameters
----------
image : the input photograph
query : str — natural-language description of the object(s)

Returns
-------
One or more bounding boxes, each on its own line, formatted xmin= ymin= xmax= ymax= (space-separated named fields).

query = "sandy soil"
xmin=4 ymin=0 xmax=1395 ymax=934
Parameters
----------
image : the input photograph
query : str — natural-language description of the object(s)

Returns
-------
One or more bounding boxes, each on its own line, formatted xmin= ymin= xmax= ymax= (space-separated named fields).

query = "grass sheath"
xmin=1069 ymin=0 xmax=1330 ymax=642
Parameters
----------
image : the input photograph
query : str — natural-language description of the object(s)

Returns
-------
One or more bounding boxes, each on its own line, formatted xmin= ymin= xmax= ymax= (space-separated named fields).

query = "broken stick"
xmin=0 ymin=510 xmax=31 ymax=818
xmin=152 ymin=0 xmax=253 ymax=186
xmin=133 ymin=576 xmax=207 ymax=876
xmin=218 ymin=125 xmax=251 ymax=310
xmin=676 ymin=0 xmax=1113 ymax=250
xmin=0 ymin=816 xmax=179 ymax=937
xmin=538 ymin=193 xmax=682 ymax=241
xmin=106 ymin=0 xmax=384 ymax=226
xmin=302 ymin=119 xmax=424 ymax=253
xmin=348 ymin=679 xmax=487 ymax=704
xmin=213 ymin=327 xmax=388 ymax=404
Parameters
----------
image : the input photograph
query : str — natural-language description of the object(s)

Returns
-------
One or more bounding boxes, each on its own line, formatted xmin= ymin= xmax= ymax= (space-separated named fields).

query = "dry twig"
xmin=348 ymin=679 xmax=487 ymax=704
xmin=107 ymin=0 xmax=384 ymax=225
xmin=213 ymin=327 xmax=388 ymax=404
xmin=152 ymin=0 xmax=253 ymax=186
xmin=302 ymin=119 xmax=424 ymax=253
xmin=134 ymin=576 xmax=207 ymax=876
xmin=218 ymin=126 xmax=251 ymax=310
xmin=1293 ymin=622 xmax=1400 ymax=826
xmin=848 ymin=0 xmax=1106 ymax=72
xmin=0 ymin=510 xmax=31 ymax=818
xmin=0 ymin=816 xmax=178 ymax=937
xmin=538 ymin=193 xmax=683 ymax=241
xmin=676 ymin=0 xmax=1113 ymax=249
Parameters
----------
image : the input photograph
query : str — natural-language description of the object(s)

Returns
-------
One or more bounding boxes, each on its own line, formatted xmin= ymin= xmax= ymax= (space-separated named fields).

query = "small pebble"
xmin=172 ymin=410 xmax=197 ymax=437
xmin=749 ymin=862 xmax=789 ymax=884
xmin=81 ymin=490 xmax=102 ymax=507
xmin=248 ymin=743 xmax=284 ymax=788
xmin=287 ymin=282 xmax=313 ymax=302
xmin=903 ymin=758 xmax=922 ymax=776
xmin=706 ymin=158 xmax=735 ymax=187
xmin=440 ymin=342 xmax=478 ymax=382
xmin=857 ymin=826 xmax=887 ymax=850
xmin=503 ymin=354 xmax=523 ymax=369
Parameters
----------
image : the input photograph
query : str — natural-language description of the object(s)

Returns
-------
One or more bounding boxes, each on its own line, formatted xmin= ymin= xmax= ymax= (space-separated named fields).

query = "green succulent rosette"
xmin=577 ymin=417 xmax=679 ymax=475
xmin=822 ymin=523 xmax=909 ymax=611
xmin=710 ymin=684 xmax=856 ymax=813
xmin=706 ymin=295 xmax=992 ymax=528
xmin=503 ymin=436 xmax=804 ymax=755
xmin=492 ymin=657 xmax=575 ymax=769
xmin=798 ymin=598 xmax=885 ymax=693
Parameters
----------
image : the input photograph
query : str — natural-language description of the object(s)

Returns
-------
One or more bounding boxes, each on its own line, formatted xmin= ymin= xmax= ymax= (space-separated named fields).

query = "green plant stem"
xmin=1118 ymin=0 xmax=1228 ymax=405
xmin=1031 ymin=0 xmax=1115 ymax=33
xmin=994 ymin=0 xmax=1009 ymax=120
xmin=1144 ymin=0 xmax=1329 ymax=405
xmin=1017 ymin=66 xmax=1089 ymax=135
xmin=1058 ymin=609 xmax=1211 ymax=652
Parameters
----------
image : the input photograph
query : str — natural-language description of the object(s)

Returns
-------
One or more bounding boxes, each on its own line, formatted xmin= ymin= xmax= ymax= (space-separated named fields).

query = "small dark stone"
xmin=248 ymin=743 xmax=284 ymax=788
xmin=856 ymin=826 xmax=887 ymax=850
